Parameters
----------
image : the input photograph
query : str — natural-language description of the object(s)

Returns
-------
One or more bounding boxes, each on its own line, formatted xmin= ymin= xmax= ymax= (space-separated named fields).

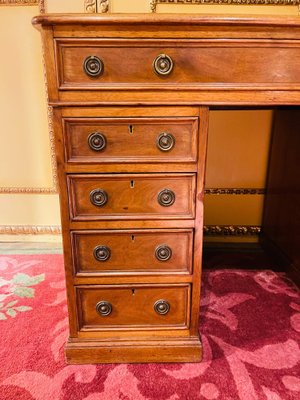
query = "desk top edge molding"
xmin=32 ymin=13 xmax=300 ymax=28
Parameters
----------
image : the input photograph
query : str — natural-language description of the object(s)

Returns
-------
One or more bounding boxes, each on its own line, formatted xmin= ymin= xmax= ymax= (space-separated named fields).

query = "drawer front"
xmin=72 ymin=229 xmax=193 ymax=274
xmin=64 ymin=117 xmax=198 ymax=163
xmin=68 ymin=174 xmax=196 ymax=220
xmin=56 ymin=39 xmax=300 ymax=90
xmin=77 ymin=285 xmax=190 ymax=330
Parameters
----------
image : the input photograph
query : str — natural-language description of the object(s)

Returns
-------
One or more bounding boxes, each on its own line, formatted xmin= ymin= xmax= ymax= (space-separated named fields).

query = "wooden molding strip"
xmin=150 ymin=0 xmax=300 ymax=12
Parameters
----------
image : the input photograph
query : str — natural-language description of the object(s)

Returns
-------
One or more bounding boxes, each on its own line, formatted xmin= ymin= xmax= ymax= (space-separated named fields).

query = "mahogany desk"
xmin=33 ymin=14 xmax=300 ymax=364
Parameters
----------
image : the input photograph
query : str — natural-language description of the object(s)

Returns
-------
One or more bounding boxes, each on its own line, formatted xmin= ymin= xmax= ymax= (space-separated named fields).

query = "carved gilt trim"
xmin=84 ymin=0 xmax=109 ymax=13
xmin=0 ymin=0 xmax=38 ymax=5
xmin=0 ymin=0 xmax=58 ymax=195
xmin=150 ymin=0 xmax=299 ymax=12
xmin=38 ymin=0 xmax=44 ymax=13
xmin=0 ymin=187 xmax=57 ymax=194
xmin=204 ymin=225 xmax=261 ymax=236
xmin=0 ymin=225 xmax=62 ymax=235
xmin=0 ymin=224 xmax=260 ymax=236
xmin=205 ymin=188 xmax=265 ymax=195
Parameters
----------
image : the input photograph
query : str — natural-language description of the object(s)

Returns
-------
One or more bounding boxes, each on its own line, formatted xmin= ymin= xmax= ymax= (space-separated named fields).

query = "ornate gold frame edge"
xmin=150 ymin=0 xmax=300 ymax=12
xmin=204 ymin=225 xmax=261 ymax=236
xmin=205 ymin=188 xmax=265 ymax=195
xmin=0 ymin=0 xmax=55 ymax=194
xmin=0 ymin=187 xmax=265 ymax=195
xmin=84 ymin=0 xmax=109 ymax=13
xmin=0 ymin=0 xmax=38 ymax=5
xmin=0 ymin=225 xmax=260 ymax=236
xmin=0 ymin=225 xmax=62 ymax=235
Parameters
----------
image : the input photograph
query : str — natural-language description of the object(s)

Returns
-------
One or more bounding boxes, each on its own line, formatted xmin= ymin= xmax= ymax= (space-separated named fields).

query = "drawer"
xmin=68 ymin=173 xmax=196 ymax=220
xmin=56 ymin=39 xmax=300 ymax=90
xmin=63 ymin=117 xmax=198 ymax=163
xmin=72 ymin=229 xmax=193 ymax=275
xmin=76 ymin=284 xmax=190 ymax=330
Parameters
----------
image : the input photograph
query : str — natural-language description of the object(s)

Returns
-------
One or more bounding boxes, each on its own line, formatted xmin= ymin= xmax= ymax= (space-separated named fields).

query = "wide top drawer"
xmin=55 ymin=39 xmax=300 ymax=91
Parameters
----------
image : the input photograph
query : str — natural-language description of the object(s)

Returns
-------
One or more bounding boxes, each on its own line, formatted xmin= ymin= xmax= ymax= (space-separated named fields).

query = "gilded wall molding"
xmin=84 ymin=0 xmax=109 ymax=13
xmin=0 ymin=0 xmax=57 ymax=195
xmin=204 ymin=225 xmax=261 ymax=236
xmin=0 ymin=187 xmax=56 ymax=194
xmin=205 ymin=188 xmax=265 ymax=195
xmin=0 ymin=224 xmax=260 ymax=236
xmin=0 ymin=0 xmax=38 ymax=5
xmin=38 ymin=0 xmax=44 ymax=13
xmin=0 ymin=225 xmax=62 ymax=235
xmin=0 ymin=187 xmax=265 ymax=195
xmin=150 ymin=0 xmax=299 ymax=12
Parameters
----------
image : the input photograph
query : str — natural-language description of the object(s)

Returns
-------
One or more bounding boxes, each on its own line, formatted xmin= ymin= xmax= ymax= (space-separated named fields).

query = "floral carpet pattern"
xmin=0 ymin=254 xmax=300 ymax=400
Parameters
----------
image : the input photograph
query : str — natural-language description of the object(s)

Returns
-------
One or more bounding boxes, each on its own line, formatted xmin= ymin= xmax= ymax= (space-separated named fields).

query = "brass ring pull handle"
xmin=157 ymin=189 xmax=175 ymax=207
xmin=90 ymin=189 xmax=108 ymax=207
xmin=157 ymin=133 xmax=175 ymax=152
xmin=153 ymin=54 xmax=174 ymax=76
xmin=96 ymin=301 xmax=112 ymax=316
xmin=154 ymin=300 xmax=170 ymax=315
xmin=88 ymin=132 xmax=107 ymax=151
xmin=155 ymin=245 xmax=172 ymax=261
xmin=93 ymin=245 xmax=111 ymax=262
xmin=83 ymin=56 xmax=104 ymax=77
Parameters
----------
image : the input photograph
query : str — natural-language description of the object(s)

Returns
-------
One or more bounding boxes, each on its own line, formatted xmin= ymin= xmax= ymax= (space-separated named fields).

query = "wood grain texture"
xmin=73 ymin=275 xmax=193 ymax=286
xmin=34 ymin=13 xmax=300 ymax=363
xmin=72 ymin=229 xmax=193 ymax=275
xmin=34 ymin=15 xmax=300 ymax=104
xmin=63 ymin=116 xmax=198 ymax=164
xmin=190 ymin=106 xmax=208 ymax=336
xmin=69 ymin=219 xmax=196 ymax=230
xmin=55 ymin=90 xmax=300 ymax=106
xmin=55 ymin=38 xmax=300 ymax=91
xmin=67 ymin=173 xmax=196 ymax=221
xmin=32 ymin=14 xmax=300 ymax=29
xmin=262 ymin=108 xmax=300 ymax=287
xmin=51 ymin=108 xmax=79 ymax=338
xmin=65 ymin=337 xmax=202 ymax=364
xmin=76 ymin=284 xmax=190 ymax=331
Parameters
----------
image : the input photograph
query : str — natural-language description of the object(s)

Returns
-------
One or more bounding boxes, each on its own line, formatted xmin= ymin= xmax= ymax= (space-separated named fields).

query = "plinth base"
xmin=65 ymin=337 xmax=202 ymax=364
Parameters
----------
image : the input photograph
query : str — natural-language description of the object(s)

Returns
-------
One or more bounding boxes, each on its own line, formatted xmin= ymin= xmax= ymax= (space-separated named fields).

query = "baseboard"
xmin=260 ymin=233 xmax=300 ymax=287
xmin=203 ymin=241 xmax=263 ymax=253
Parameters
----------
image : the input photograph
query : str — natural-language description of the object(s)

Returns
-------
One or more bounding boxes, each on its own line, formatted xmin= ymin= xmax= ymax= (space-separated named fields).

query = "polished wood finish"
xmin=262 ymin=108 xmax=300 ymax=287
xmin=72 ymin=229 xmax=193 ymax=275
xmin=63 ymin=116 xmax=198 ymax=164
xmin=68 ymin=173 xmax=196 ymax=221
xmin=33 ymin=14 xmax=300 ymax=106
xmin=77 ymin=284 xmax=190 ymax=331
xmin=33 ymin=14 xmax=300 ymax=363
xmin=65 ymin=337 xmax=202 ymax=364
xmin=56 ymin=38 xmax=300 ymax=91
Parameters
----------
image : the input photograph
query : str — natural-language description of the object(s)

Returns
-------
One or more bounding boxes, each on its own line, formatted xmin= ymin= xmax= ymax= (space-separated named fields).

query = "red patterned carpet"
xmin=0 ymin=254 xmax=300 ymax=400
